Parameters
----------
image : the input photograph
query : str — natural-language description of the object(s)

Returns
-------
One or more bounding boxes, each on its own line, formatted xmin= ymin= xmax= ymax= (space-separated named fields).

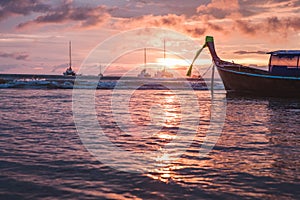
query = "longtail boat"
xmin=188 ymin=36 xmax=300 ymax=97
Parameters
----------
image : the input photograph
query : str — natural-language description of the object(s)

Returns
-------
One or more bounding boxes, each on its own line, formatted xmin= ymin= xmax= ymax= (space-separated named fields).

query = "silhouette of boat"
xmin=63 ymin=41 xmax=76 ymax=76
xmin=137 ymin=48 xmax=151 ymax=78
xmin=154 ymin=39 xmax=174 ymax=78
xmin=189 ymin=36 xmax=300 ymax=97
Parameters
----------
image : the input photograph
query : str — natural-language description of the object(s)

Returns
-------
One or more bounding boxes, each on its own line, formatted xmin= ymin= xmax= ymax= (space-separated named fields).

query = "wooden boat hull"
xmin=216 ymin=66 xmax=300 ymax=97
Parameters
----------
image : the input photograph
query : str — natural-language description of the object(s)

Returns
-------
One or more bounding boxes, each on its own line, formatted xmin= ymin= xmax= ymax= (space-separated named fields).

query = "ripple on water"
xmin=0 ymin=89 xmax=299 ymax=199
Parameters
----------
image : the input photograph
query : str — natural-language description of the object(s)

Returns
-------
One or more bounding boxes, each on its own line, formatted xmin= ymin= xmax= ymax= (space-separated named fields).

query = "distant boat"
xmin=98 ymin=65 xmax=104 ymax=78
xmin=189 ymin=36 xmax=300 ymax=97
xmin=63 ymin=41 xmax=76 ymax=76
xmin=138 ymin=69 xmax=151 ymax=78
xmin=154 ymin=39 xmax=174 ymax=78
xmin=137 ymin=48 xmax=151 ymax=78
xmin=154 ymin=68 xmax=174 ymax=78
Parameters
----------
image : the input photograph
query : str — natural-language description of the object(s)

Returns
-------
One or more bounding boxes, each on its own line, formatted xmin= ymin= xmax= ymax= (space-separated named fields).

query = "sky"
xmin=0 ymin=0 xmax=300 ymax=75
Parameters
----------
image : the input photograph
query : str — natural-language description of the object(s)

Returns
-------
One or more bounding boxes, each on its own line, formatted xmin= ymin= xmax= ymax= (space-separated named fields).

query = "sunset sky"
xmin=0 ymin=0 xmax=300 ymax=75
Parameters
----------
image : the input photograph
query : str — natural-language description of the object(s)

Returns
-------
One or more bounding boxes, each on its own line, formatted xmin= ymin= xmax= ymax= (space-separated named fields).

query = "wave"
xmin=0 ymin=78 xmax=224 ymax=90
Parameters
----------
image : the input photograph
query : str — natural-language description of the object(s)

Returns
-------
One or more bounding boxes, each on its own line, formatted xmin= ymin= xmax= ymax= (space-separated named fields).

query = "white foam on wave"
xmin=0 ymin=78 xmax=223 ymax=90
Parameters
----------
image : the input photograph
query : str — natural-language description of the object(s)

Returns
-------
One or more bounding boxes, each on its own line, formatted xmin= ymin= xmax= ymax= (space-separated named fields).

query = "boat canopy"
xmin=267 ymin=50 xmax=300 ymax=56
xmin=268 ymin=50 xmax=300 ymax=76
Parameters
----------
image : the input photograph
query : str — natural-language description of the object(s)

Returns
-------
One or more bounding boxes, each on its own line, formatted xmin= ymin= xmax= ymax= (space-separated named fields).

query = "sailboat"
xmin=98 ymin=65 xmax=104 ymax=78
xmin=137 ymin=48 xmax=151 ymax=78
xmin=63 ymin=41 xmax=76 ymax=76
xmin=154 ymin=39 xmax=174 ymax=78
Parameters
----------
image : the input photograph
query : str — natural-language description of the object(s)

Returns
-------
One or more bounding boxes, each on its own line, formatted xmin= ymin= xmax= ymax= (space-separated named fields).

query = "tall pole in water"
xmin=69 ymin=41 xmax=72 ymax=70
xmin=211 ymin=63 xmax=215 ymax=98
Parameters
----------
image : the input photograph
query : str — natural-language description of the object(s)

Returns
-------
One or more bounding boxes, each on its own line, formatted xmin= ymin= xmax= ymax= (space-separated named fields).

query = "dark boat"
xmin=63 ymin=41 xmax=76 ymax=76
xmin=189 ymin=36 xmax=300 ymax=97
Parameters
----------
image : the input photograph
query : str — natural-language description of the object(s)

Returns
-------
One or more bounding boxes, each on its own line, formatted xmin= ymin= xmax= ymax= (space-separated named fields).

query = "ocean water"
xmin=0 ymin=89 xmax=299 ymax=200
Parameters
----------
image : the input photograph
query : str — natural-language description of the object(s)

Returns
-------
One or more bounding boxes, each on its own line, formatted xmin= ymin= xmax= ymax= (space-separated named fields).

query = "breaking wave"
xmin=0 ymin=78 xmax=224 ymax=90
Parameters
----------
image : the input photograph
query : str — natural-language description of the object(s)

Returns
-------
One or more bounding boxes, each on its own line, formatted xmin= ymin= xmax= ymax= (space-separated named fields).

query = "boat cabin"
xmin=268 ymin=50 xmax=300 ymax=76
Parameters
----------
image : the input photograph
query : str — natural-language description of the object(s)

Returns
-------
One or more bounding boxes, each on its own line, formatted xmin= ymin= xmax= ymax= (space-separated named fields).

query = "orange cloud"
xmin=197 ymin=0 xmax=240 ymax=19
xmin=113 ymin=14 xmax=227 ymax=38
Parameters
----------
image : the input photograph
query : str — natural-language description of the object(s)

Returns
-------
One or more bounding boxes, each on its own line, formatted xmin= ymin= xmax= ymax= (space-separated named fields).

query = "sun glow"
xmin=156 ymin=58 xmax=188 ymax=67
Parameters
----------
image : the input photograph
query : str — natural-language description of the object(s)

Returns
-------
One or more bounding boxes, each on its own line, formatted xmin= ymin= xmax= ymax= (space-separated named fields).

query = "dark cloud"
xmin=240 ymin=0 xmax=295 ymax=7
xmin=207 ymin=23 xmax=224 ymax=32
xmin=114 ymin=14 xmax=208 ymax=38
xmin=186 ymin=27 xmax=206 ymax=37
xmin=110 ymin=0 xmax=209 ymax=18
xmin=235 ymin=16 xmax=300 ymax=36
xmin=196 ymin=0 xmax=300 ymax=20
xmin=8 ymin=0 xmax=205 ymax=29
xmin=17 ymin=1 xmax=111 ymax=29
xmin=0 ymin=0 xmax=51 ymax=21
xmin=266 ymin=17 xmax=281 ymax=31
xmin=0 ymin=52 xmax=29 ymax=60
xmin=234 ymin=50 xmax=266 ymax=55
xmin=238 ymin=0 xmax=297 ymax=17
xmin=161 ymin=17 xmax=178 ymax=26
xmin=198 ymin=7 xmax=231 ymax=19
xmin=266 ymin=16 xmax=300 ymax=31
xmin=1 ymin=0 xmax=299 ymax=39
xmin=159 ymin=14 xmax=185 ymax=26
xmin=235 ymin=20 xmax=259 ymax=35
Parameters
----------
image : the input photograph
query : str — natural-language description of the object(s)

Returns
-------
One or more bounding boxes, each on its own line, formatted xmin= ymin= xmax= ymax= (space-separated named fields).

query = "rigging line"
xmin=200 ymin=63 xmax=213 ymax=77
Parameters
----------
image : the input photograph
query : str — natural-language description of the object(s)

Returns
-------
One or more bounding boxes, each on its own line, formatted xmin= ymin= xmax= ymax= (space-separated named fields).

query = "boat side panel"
xmin=217 ymin=67 xmax=300 ymax=97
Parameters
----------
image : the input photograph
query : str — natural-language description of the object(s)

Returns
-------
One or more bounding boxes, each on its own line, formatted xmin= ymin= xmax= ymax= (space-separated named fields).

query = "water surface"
xmin=0 ymin=89 xmax=299 ymax=199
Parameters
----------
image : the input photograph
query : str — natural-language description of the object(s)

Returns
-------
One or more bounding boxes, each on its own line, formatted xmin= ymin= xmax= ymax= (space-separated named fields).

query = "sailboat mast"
xmin=69 ymin=41 xmax=72 ymax=69
xmin=163 ymin=39 xmax=166 ymax=71
xmin=144 ymin=48 xmax=147 ymax=69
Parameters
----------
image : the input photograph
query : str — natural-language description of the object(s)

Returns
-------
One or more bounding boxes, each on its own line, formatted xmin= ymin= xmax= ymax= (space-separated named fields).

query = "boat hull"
xmin=216 ymin=66 xmax=300 ymax=97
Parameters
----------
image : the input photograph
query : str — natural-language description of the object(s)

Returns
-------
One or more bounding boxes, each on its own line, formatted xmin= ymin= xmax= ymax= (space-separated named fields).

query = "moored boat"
xmin=189 ymin=36 xmax=300 ymax=97
xmin=63 ymin=41 xmax=76 ymax=76
xmin=154 ymin=39 xmax=174 ymax=78
xmin=137 ymin=48 xmax=151 ymax=78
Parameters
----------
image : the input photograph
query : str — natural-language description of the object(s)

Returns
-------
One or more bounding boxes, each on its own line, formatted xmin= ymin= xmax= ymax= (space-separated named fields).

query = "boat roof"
xmin=267 ymin=50 xmax=300 ymax=55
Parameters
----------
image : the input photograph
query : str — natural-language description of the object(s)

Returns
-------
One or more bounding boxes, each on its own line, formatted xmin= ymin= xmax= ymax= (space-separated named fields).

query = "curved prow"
xmin=186 ymin=36 xmax=223 ymax=77
xmin=205 ymin=36 xmax=221 ymax=63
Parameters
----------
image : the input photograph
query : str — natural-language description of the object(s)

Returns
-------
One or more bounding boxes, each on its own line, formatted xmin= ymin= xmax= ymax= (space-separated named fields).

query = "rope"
xmin=196 ymin=63 xmax=213 ymax=77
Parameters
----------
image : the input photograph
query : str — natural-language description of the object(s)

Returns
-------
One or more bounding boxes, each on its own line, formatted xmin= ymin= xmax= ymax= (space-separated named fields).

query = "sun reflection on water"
xmin=1 ymin=89 xmax=298 ymax=199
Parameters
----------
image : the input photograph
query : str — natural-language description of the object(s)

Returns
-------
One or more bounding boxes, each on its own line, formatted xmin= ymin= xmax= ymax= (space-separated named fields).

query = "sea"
xmin=0 ymin=85 xmax=299 ymax=199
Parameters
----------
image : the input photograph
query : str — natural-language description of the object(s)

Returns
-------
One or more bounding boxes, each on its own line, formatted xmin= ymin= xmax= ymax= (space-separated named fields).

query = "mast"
xmin=164 ymin=39 xmax=166 ymax=71
xmin=99 ymin=64 xmax=103 ymax=77
xmin=69 ymin=41 xmax=72 ymax=69
xmin=144 ymin=48 xmax=147 ymax=69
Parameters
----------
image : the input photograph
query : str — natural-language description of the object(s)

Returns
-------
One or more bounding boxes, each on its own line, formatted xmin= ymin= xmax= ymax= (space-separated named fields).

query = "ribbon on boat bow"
xmin=186 ymin=42 xmax=207 ymax=77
